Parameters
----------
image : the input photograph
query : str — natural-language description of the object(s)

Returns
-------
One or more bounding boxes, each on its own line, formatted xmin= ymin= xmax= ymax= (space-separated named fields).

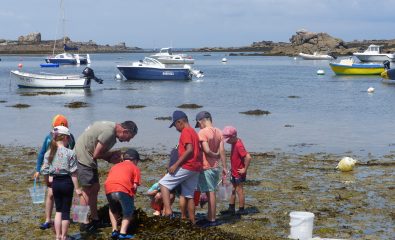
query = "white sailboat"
xmin=45 ymin=0 xmax=91 ymax=65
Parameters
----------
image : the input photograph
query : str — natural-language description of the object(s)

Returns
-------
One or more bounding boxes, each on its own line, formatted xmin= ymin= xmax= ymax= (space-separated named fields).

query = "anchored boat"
xmin=117 ymin=57 xmax=201 ymax=81
xmin=10 ymin=67 xmax=103 ymax=88
xmin=329 ymin=58 xmax=384 ymax=75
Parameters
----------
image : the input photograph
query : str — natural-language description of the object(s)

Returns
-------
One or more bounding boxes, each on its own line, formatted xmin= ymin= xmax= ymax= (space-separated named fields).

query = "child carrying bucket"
xmin=104 ymin=148 xmax=141 ymax=240
xmin=41 ymin=126 xmax=82 ymax=240
xmin=220 ymin=126 xmax=252 ymax=215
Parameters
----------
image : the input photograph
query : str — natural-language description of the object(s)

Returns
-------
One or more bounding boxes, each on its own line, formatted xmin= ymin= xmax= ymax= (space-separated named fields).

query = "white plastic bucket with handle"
xmin=29 ymin=179 xmax=46 ymax=204
xmin=289 ymin=211 xmax=314 ymax=240
xmin=71 ymin=197 xmax=90 ymax=223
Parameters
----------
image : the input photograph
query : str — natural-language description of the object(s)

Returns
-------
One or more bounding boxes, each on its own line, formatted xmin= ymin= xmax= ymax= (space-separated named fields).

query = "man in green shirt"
xmin=75 ymin=120 xmax=138 ymax=232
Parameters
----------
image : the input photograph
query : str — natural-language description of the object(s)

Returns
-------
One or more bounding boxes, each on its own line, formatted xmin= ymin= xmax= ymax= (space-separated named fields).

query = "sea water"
xmin=0 ymin=53 xmax=394 ymax=156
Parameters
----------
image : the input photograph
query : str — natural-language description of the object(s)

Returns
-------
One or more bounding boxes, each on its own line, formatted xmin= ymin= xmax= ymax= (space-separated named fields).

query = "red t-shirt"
xmin=179 ymin=127 xmax=202 ymax=172
xmin=230 ymin=138 xmax=248 ymax=178
xmin=104 ymin=160 xmax=141 ymax=197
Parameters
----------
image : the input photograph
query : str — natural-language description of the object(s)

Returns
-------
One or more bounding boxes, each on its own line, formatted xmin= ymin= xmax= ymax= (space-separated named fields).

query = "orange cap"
xmin=52 ymin=114 xmax=69 ymax=128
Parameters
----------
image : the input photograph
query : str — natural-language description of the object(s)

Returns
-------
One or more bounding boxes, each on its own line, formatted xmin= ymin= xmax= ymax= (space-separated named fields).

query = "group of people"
xmin=34 ymin=110 xmax=252 ymax=239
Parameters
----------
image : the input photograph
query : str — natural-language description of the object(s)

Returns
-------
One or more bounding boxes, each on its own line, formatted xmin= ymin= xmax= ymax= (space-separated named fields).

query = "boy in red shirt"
xmin=104 ymin=149 xmax=141 ymax=239
xmin=159 ymin=110 xmax=202 ymax=223
xmin=222 ymin=126 xmax=252 ymax=215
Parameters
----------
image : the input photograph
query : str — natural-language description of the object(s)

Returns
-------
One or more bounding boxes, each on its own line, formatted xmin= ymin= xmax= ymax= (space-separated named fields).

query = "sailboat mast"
xmin=52 ymin=0 xmax=64 ymax=55
xmin=61 ymin=0 xmax=65 ymax=45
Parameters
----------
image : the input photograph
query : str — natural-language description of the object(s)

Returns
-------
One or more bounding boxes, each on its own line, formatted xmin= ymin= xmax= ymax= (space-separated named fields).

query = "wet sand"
xmin=0 ymin=145 xmax=394 ymax=239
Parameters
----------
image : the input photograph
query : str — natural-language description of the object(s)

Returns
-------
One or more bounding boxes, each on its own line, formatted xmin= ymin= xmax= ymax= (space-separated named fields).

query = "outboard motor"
xmin=383 ymin=60 xmax=390 ymax=70
xmin=328 ymin=53 xmax=337 ymax=60
xmin=82 ymin=67 xmax=103 ymax=84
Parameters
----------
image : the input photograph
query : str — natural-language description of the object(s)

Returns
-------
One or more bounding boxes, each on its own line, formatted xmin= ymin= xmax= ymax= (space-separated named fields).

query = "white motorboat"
xmin=117 ymin=57 xmax=203 ymax=81
xmin=353 ymin=44 xmax=395 ymax=62
xmin=150 ymin=48 xmax=194 ymax=64
xmin=45 ymin=51 xmax=91 ymax=65
xmin=299 ymin=52 xmax=334 ymax=60
xmin=10 ymin=67 xmax=103 ymax=88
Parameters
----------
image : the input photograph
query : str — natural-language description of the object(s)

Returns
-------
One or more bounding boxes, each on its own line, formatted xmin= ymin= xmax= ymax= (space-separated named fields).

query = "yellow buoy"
xmin=336 ymin=157 xmax=357 ymax=172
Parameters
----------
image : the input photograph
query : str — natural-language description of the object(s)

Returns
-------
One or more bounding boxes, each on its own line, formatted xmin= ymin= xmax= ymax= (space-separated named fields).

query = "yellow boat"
xmin=329 ymin=58 xmax=384 ymax=75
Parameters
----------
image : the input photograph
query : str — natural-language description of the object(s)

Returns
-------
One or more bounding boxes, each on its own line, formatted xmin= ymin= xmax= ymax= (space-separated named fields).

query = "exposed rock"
xmin=289 ymin=30 xmax=347 ymax=54
xmin=18 ymin=32 xmax=41 ymax=43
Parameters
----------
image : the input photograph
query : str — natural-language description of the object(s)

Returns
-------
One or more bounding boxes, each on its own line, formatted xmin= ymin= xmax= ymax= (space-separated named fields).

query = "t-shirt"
xmin=198 ymin=127 xmax=223 ymax=170
xmin=104 ymin=160 xmax=141 ymax=197
xmin=178 ymin=127 xmax=202 ymax=172
xmin=75 ymin=121 xmax=117 ymax=169
xmin=230 ymin=138 xmax=248 ymax=178
xmin=41 ymin=146 xmax=77 ymax=176
xmin=35 ymin=132 xmax=76 ymax=172
xmin=148 ymin=182 xmax=160 ymax=193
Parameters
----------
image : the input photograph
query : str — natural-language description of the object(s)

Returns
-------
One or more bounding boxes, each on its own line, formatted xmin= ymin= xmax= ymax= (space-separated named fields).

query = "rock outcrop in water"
xmin=0 ymin=32 xmax=141 ymax=54
xmin=195 ymin=30 xmax=395 ymax=56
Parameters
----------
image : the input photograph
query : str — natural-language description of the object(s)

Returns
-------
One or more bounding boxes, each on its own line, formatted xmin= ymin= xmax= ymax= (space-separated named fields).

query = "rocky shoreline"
xmin=1 ymin=30 xmax=395 ymax=56
xmin=1 ymin=145 xmax=394 ymax=239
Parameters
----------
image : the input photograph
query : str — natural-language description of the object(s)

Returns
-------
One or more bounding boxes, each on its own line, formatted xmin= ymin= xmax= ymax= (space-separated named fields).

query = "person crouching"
xmin=104 ymin=149 xmax=141 ymax=239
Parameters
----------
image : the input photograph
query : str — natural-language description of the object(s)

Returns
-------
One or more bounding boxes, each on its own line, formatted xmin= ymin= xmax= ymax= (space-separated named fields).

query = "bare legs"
xmin=45 ymin=187 xmax=54 ymax=223
xmin=206 ymin=191 xmax=216 ymax=221
xmin=54 ymin=212 xmax=70 ymax=240
xmin=109 ymin=209 xmax=131 ymax=235
xmin=229 ymin=183 xmax=244 ymax=208
xmin=80 ymin=182 xmax=100 ymax=223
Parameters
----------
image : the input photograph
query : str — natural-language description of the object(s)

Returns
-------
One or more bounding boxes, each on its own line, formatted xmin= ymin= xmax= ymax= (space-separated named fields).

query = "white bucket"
xmin=72 ymin=205 xmax=90 ymax=223
xmin=289 ymin=211 xmax=314 ymax=240
xmin=29 ymin=180 xmax=46 ymax=204
xmin=217 ymin=183 xmax=233 ymax=201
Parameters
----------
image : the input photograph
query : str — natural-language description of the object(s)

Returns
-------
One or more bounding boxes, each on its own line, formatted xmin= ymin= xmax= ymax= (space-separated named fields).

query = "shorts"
xmin=106 ymin=192 xmax=135 ymax=218
xmin=77 ymin=162 xmax=99 ymax=187
xmin=198 ymin=168 xmax=220 ymax=192
xmin=159 ymin=167 xmax=199 ymax=198
xmin=231 ymin=175 xmax=246 ymax=185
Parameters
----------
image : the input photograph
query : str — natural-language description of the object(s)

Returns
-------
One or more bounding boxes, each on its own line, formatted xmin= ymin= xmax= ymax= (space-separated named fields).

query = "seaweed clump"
xmin=177 ymin=103 xmax=203 ymax=109
xmin=0 ymin=100 xmax=7 ymax=103
xmin=155 ymin=116 xmax=172 ymax=121
xmin=126 ymin=105 xmax=146 ymax=109
xmin=64 ymin=101 xmax=89 ymax=108
xmin=239 ymin=109 xmax=270 ymax=115
xmin=9 ymin=103 xmax=30 ymax=108
xmin=20 ymin=91 xmax=64 ymax=96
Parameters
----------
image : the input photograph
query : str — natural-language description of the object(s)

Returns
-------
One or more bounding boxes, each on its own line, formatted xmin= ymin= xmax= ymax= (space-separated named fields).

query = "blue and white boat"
xmin=45 ymin=48 xmax=90 ymax=65
xmin=117 ymin=57 xmax=193 ymax=81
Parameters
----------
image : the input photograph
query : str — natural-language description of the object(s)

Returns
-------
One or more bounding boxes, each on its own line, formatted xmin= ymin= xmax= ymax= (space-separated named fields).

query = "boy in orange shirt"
xmin=104 ymin=149 xmax=141 ymax=239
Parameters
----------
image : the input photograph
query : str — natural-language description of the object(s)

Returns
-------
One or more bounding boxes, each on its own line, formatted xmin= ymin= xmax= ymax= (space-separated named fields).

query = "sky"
xmin=1 ymin=0 xmax=394 ymax=48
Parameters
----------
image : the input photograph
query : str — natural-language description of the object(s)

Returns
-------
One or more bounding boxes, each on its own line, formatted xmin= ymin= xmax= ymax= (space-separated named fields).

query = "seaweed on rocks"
xmin=239 ymin=109 xmax=270 ymax=115
xmin=64 ymin=101 xmax=89 ymax=108
xmin=20 ymin=91 xmax=64 ymax=96
xmin=177 ymin=103 xmax=203 ymax=109
xmin=126 ymin=105 xmax=146 ymax=109
xmin=8 ymin=103 xmax=30 ymax=108
xmin=155 ymin=116 xmax=172 ymax=121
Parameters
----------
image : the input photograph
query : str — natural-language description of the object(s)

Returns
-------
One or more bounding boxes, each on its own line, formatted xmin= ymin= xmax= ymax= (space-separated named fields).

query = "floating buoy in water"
xmin=336 ymin=157 xmax=357 ymax=172
xmin=317 ymin=69 xmax=325 ymax=75
xmin=367 ymin=87 xmax=375 ymax=93
xmin=18 ymin=63 xmax=23 ymax=68
xmin=222 ymin=58 xmax=227 ymax=63
xmin=115 ymin=73 xmax=122 ymax=80
xmin=293 ymin=57 xmax=297 ymax=60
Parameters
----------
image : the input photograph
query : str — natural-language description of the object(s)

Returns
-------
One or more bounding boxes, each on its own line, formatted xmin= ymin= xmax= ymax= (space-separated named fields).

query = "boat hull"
xmin=117 ymin=66 xmax=192 ymax=81
xmin=329 ymin=63 xmax=384 ymax=75
xmin=11 ymin=70 xmax=90 ymax=88
xmin=299 ymin=53 xmax=333 ymax=60
xmin=45 ymin=58 xmax=88 ymax=65
xmin=381 ymin=68 xmax=395 ymax=80
xmin=353 ymin=53 xmax=395 ymax=62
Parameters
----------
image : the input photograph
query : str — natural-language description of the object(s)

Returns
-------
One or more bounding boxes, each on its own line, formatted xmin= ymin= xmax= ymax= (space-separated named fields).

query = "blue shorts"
xmin=231 ymin=175 xmax=246 ymax=185
xmin=198 ymin=168 xmax=220 ymax=192
xmin=106 ymin=192 xmax=135 ymax=218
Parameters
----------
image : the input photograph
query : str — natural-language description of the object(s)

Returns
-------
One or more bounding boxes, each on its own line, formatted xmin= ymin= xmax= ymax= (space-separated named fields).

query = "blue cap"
xmin=169 ymin=110 xmax=188 ymax=128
